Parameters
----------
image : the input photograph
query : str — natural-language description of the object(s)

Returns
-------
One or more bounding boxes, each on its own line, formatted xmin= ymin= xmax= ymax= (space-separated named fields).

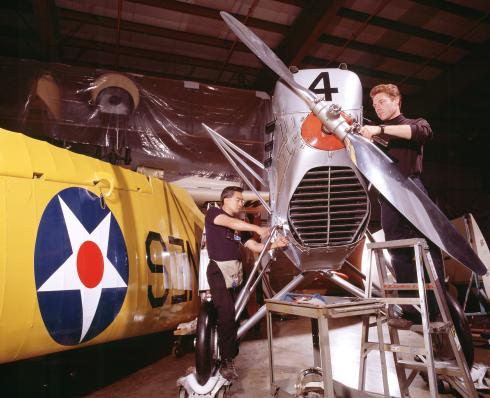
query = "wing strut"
xmin=203 ymin=123 xmax=271 ymax=214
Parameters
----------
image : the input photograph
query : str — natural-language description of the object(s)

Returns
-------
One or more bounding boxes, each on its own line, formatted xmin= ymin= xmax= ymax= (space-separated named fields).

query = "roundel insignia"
xmin=34 ymin=187 xmax=129 ymax=345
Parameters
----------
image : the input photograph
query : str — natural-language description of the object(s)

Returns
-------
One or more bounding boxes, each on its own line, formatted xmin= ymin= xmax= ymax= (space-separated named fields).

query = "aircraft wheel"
xmin=217 ymin=387 xmax=227 ymax=398
xmin=195 ymin=299 xmax=218 ymax=385
xmin=446 ymin=293 xmax=474 ymax=367
xmin=178 ymin=387 xmax=189 ymax=398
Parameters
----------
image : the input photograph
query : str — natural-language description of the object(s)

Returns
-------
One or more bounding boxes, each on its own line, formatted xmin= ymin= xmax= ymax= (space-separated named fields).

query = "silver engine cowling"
xmin=267 ymin=68 xmax=370 ymax=271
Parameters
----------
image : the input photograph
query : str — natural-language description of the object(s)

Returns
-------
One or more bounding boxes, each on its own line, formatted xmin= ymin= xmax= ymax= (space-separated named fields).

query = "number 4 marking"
xmin=308 ymin=72 xmax=338 ymax=101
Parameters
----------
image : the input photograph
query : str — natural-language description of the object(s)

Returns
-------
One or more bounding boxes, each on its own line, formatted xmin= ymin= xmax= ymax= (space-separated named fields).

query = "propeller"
xmin=220 ymin=11 xmax=487 ymax=276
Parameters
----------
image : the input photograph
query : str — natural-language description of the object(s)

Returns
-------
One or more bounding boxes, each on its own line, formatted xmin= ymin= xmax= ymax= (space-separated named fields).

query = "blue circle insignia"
xmin=34 ymin=187 xmax=129 ymax=345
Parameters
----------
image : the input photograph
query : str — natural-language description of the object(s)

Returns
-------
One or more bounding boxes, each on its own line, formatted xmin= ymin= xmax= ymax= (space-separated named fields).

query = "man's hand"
xmin=359 ymin=125 xmax=381 ymax=140
xmin=256 ymin=226 xmax=270 ymax=239
xmin=271 ymin=236 xmax=288 ymax=249
xmin=243 ymin=233 xmax=288 ymax=253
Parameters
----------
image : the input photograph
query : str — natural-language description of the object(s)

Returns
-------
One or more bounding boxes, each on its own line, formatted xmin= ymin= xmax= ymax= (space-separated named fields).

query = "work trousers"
xmin=380 ymin=177 xmax=446 ymax=319
xmin=207 ymin=260 xmax=240 ymax=361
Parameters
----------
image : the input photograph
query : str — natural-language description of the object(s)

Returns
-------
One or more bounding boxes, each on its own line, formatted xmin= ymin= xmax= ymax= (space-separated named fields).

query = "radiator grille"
xmin=288 ymin=166 xmax=369 ymax=247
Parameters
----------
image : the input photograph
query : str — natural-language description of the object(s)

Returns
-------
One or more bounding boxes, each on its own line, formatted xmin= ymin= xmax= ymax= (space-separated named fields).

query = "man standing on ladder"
xmin=359 ymin=83 xmax=446 ymax=329
xmin=205 ymin=186 xmax=288 ymax=380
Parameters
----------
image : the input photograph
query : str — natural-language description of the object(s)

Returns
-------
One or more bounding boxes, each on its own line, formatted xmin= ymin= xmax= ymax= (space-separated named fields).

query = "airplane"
xmin=0 ymin=11 xmax=487 ymax=398
xmin=176 ymin=11 xmax=490 ymax=398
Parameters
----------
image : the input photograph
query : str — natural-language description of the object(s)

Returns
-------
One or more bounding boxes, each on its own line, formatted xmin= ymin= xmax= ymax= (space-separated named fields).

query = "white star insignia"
xmin=38 ymin=196 xmax=127 ymax=342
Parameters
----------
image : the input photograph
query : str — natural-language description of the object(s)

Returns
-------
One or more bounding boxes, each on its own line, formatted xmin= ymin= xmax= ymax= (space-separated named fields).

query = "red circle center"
xmin=77 ymin=241 xmax=104 ymax=288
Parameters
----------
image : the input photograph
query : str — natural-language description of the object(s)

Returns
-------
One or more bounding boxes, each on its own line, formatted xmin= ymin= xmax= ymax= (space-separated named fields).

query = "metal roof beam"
xmin=319 ymin=34 xmax=449 ymax=69
xmin=338 ymin=7 xmax=478 ymax=51
xmin=62 ymin=37 xmax=260 ymax=77
xmin=411 ymin=0 xmax=490 ymax=23
xmin=255 ymin=0 xmax=344 ymax=89
xmin=58 ymin=7 xmax=250 ymax=52
xmin=128 ymin=0 xmax=288 ymax=34
xmin=274 ymin=0 xmax=308 ymax=7
xmin=275 ymin=0 xmax=343 ymax=67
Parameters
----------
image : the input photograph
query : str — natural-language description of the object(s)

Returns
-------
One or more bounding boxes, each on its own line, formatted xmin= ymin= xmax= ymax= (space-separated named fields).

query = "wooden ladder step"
xmin=397 ymin=359 xmax=462 ymax=377
xmin=383 ymin=283 xmax=434 ymax=290
xmin=363 ymin=342 xmax=427 ymax=355
xmin=410 ymin=322 xmax=450 ymax=333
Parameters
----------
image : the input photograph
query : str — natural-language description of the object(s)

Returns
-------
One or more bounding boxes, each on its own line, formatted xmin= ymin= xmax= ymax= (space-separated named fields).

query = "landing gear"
xmin=216 ymin=386 xmax=229 ymax=398
xmin=176 ymin=372 xmax=231 ymax=398
xmin=176 ymin=298 xmax=230 ymax=397
xmin=179 ymin=386 xmax=230 ymax=398
xmin=178 ymin=387 xmax=188 ymax=398
xmin=195 ymin=299 xmax=219 ymax=385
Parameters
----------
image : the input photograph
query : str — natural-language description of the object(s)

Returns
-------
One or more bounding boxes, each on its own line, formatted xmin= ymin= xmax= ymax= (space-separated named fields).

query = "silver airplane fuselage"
xmin=268 ymin=68 xmax=370 ymax=271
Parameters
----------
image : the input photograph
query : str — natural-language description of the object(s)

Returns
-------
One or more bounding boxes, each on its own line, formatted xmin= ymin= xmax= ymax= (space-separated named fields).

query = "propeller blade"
xmin=345 ymin=134 xmax=486 ymax=275
xmin=220 ymin=11 xmax=487 ymax=276
xmin=220 ymin=11 xmax=316 ymax=105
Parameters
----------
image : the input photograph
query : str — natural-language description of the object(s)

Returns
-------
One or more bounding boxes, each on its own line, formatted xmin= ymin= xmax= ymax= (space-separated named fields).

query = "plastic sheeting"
xmin=0 ymin=56 xmax=271 ymax=181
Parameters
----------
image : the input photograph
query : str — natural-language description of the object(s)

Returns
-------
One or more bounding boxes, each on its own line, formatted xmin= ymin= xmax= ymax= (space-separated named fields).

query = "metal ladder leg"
xmin=373 ymin=244 xmax=409 ymax=398
xmin=376 ymin=308 xmax=390 ymax=398
xmin=359 ymin=245 xmax=398 ymax=397
xmin=358 ymin=314 xmax=369 ymax=392
xmin=414 ymin=242 xmax=438 ymax=398
xmin=422 ymin=247 xmax=478 ymax=398
xmin=358 ymin=247 xmax=375 ymax=392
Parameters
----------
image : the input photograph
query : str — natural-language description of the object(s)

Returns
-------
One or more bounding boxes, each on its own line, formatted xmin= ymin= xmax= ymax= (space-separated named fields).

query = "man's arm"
xmin=243 ymin=236 xmax=288 ymax=254
xmin=360 ymin=120 xmax=432 ymax=144
xmin=213 ymin=213 xmax=268 ymax=237
xmin=360 ymin=124 xmax=412 ymax=140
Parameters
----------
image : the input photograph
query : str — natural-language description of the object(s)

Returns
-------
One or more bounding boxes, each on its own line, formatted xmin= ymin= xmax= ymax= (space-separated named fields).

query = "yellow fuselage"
xmin=0 ymin=128 xmax=202 ymax=363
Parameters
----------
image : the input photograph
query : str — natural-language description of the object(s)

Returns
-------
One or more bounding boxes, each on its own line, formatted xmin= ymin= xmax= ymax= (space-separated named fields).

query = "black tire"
xmin=446 ymin=293 xmax=474 ymax=367
xmin=195 ymin=299 xmax=218 ymax=385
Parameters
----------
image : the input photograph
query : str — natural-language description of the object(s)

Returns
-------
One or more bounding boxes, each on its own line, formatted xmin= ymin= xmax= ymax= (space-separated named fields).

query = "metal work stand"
xmin=364 ymin=238 xmax=477 ymax=398
xmin=265 ymin=297 xmax=389 ymax=398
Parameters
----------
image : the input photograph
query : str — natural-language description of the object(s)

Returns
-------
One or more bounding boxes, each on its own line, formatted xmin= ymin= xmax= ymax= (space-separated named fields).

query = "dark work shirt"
xmin=205 ymin=207 xmax=252 ymax=261
xmin=376 ymin=114 xmax=432 ymax=177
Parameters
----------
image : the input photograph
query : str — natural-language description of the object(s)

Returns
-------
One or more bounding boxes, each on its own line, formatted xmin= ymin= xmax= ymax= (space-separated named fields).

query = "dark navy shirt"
xmin=205 ymin=207 xmax=252 ymax=261
xmin=376 ymin=114 xmax=432 ymax=177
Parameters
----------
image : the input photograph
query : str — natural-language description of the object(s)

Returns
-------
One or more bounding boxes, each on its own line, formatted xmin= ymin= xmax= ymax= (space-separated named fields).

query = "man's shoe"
xmin=220 ymin=359 xmax=239 ymax=380
xmin=388 ymin=316 xmax=414 ymax=330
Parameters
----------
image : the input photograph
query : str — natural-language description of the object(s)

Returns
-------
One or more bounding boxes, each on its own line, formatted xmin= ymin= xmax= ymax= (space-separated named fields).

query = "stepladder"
xmin=361 ymin=238 xmax=477 ymax=398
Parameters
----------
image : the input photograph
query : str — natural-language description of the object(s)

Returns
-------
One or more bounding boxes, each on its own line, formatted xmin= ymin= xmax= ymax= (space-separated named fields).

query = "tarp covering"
xmin=0 ymin=56 xmax=271 ymax=181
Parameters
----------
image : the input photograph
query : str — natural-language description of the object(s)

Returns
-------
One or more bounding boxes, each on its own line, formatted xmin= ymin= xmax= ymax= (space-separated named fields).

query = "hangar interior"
xmin=1 ymin=1 xmax=490 ymax=397
xmin=1 ymin=0 xmax=489 ymax=235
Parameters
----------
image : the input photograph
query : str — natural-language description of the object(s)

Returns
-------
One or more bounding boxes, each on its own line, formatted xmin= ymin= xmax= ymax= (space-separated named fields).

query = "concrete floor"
xmin=81 ymin=315 xmax=490 ymax=398
xmin=2 ymin=313 xmax=488 ymax=397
